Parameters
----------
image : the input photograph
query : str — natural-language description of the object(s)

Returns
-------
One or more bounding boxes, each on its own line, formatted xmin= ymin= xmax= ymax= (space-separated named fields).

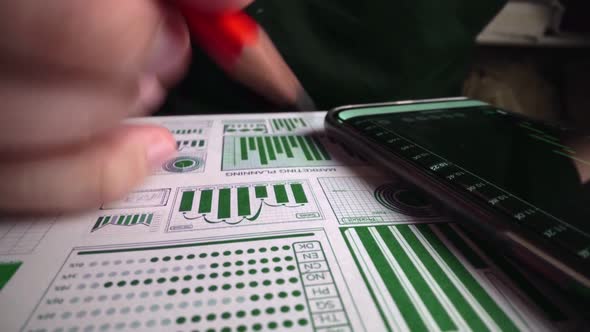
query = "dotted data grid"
xmin=25 ymin=235 xmax=351 ymax=332
xmin=320 ymin=177 xmax=407 ymax=224
xmin=0 ymin=219 xmax=55 ymax=255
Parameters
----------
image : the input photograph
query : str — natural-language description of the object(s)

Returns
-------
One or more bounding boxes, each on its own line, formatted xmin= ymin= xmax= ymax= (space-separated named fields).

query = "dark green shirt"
xmin=159 ymin=0 xmax=506 ymax=114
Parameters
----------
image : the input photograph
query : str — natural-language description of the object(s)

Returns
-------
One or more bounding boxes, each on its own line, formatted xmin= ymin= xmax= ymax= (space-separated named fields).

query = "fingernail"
xmin=146 ymin=135 xmax=177 ymax=169
xmin=144 ymin=7 xmax=190 ymax=84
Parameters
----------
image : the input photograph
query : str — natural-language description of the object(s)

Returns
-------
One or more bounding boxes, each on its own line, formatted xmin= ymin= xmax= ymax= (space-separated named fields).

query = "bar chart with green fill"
xmin=25 ymin=231 xmax=358 ymax=332
xmin=223 ymin=120 xmax=268 ymax=135
xmin=319 ymin=177 xmax=444 ymax=225
xmin=270 ymin=117 xmax=310 ymax=133
xmin=222 ymin=134 xmax=362 ymax=170
xmin=170 ymin=128 xmax=205 ymax=135
xmin=168 ymin=181 xmax=321 ymax=232
xmin=342 ymin=223 xmax=572 ymax=332
xmin=91 ymin=213 xmax=161 ymax=233
xmin=163 ymin=120 xmax=211 ymax=136
xmin=176 ymin=139 xmax=207 ymax=151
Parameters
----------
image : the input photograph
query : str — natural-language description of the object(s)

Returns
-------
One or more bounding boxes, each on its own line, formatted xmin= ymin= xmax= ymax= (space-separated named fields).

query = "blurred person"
xmin=0 ymin=0 xmax=505 ymax=213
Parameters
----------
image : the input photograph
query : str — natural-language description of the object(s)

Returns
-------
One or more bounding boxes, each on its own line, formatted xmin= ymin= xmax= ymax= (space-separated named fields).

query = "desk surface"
xmin=0 ymin=111 xmax=585 ymax=331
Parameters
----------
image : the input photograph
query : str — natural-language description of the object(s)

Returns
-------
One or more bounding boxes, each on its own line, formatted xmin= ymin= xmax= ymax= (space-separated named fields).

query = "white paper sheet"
xmin=0 ymin=112 xmax=585 ymax=332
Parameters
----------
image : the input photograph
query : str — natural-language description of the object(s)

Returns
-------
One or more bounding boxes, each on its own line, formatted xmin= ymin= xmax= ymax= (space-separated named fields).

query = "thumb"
xmin=0 ymin=125 xmax=176 ymax=214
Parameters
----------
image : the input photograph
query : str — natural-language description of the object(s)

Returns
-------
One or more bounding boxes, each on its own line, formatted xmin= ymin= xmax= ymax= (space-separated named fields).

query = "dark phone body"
xmin=325 ymin=98 xmax=590 ymax=301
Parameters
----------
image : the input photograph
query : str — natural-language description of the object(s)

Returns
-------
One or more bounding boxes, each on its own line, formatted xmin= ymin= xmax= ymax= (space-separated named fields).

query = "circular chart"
xmin=164 ymin=156 xmax=202 ymax=173
xmin=374 ymin=183 xmax=439 ymax=218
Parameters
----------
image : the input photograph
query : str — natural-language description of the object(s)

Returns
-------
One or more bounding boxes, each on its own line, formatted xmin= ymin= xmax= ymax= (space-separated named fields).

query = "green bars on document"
xmin=170 ymin=128 xmax=204 ymax=135
xmin=176 ymin=139 xmax=206 ymax=149
xmin=92 ymin=213 xmax=154 ymax=232
xmin=178 ymin=183 xmax=310 ymax=216
xmin=237 ymin=135 xmax=331 ymax=165
xmin=342 ymin=224 xmax=524 ymax=332
xmin=271 ymin=118 xmax=308 ymax=132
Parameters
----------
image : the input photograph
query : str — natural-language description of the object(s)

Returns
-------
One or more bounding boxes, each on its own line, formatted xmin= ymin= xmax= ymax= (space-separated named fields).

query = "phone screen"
xmin=339 ymin=103 xmax=590 ymax=267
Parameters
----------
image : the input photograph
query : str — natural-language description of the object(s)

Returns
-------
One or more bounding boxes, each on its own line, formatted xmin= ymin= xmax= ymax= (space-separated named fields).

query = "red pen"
xmin=176 ymin=4 xmax=316 ymax=111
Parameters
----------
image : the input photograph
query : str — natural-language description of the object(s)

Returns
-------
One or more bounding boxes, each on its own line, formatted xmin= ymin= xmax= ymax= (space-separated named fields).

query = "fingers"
xmin=0 ymin=125 xmax=177 ymax=214
xmin=0 ymin=0 xmax=190 ymax=149
xmin=0 ymin=0 xmax=172 ymax=78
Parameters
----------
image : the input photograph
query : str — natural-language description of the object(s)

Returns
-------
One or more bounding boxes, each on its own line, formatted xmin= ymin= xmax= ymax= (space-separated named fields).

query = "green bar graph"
xmin=101 ymin=216 xmax=110 ymax=227
xmin=256 ymin=137 xmax=268 ymax=165
xmin=264 ymin=137 xmax=276 ymax=160
xmin=224 ymin=134 xmax=340 ymax=170
xmin=280 ymin=136 xmax=293 ymax=158
xmin=93 ymin=217 xmax=103 ymax=230
xmin=198 ymin=190 xmax=213 ymax=214
xmin=92 ymin=213 xmax=154 ymax=232
xmin=343 ymin=224 xmax=521 ymax=332
xmin=296 ymin=136 xmax=313 ymax=161
xmin=305 ymin=136 xmax=322 ymax=160
xmin=179 ymin=191 xmax=195 ymax=212
xmin=255 ymin=186 xmax=268 ymax=199
xmin=218 ymin=188 xmax=231 ymax=219
xmin=249 ymin=137 xmax=256 ymax=150
xmin=240 ymin=137 xmax=248 ymax=160
xmin=377 ymin=227 xmax=456 ymax=331
xmin=290 ymin=183 xmax=308 ymax=204
xmin=416 ymin=225 xmax=518 ymax=331
xmin=356 ymin=227 xmax=427 ymax=331
xmin=237 ymin=187 xmax=251 ymax=216
xmin=273 ymin=136 xmax=283 ymax=154
xmin=313 ymin=136 xmax=331 ymax=160
xmin=285 ymin=119 xmax=293 ymax=131
xmin=273 ymin=185 xmax=289 ymax=204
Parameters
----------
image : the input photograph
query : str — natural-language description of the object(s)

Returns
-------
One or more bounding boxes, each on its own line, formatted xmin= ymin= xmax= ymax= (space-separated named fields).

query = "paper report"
xmin=0 ymin=112 xmax=585 ymax=331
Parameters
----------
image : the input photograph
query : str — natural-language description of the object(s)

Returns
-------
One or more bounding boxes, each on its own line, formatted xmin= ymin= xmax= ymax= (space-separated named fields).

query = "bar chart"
xmin=224 ymin=120 xmax=268 ymax=135
xmin=222 ymin=134 xmax=361 ymax=170
xmin=91 ymin=213 xmax=161 ymax=234
xmin=170 ymin=128 xmax=206 ymax=135
xmin=162 ymin=120 xmax=211 ymax=136
xmin=167 ymin=181 xmax=321 ymax=232
xmin=176 ymin=139 xmax=207 ymax=151
xmin=342 ymin=224 xmax=568 ymax=331
xmin=270 ymin=118 xmax=309 ymax=133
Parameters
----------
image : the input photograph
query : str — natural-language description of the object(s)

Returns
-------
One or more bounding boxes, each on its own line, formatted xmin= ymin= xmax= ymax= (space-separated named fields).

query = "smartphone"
xmin=325 ymin=97 xmax=590 ymax=300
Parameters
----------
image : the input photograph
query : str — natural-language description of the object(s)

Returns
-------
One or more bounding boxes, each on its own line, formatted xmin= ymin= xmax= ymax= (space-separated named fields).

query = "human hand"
xmin=0 ymin=0 xmax=250 ymax=214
